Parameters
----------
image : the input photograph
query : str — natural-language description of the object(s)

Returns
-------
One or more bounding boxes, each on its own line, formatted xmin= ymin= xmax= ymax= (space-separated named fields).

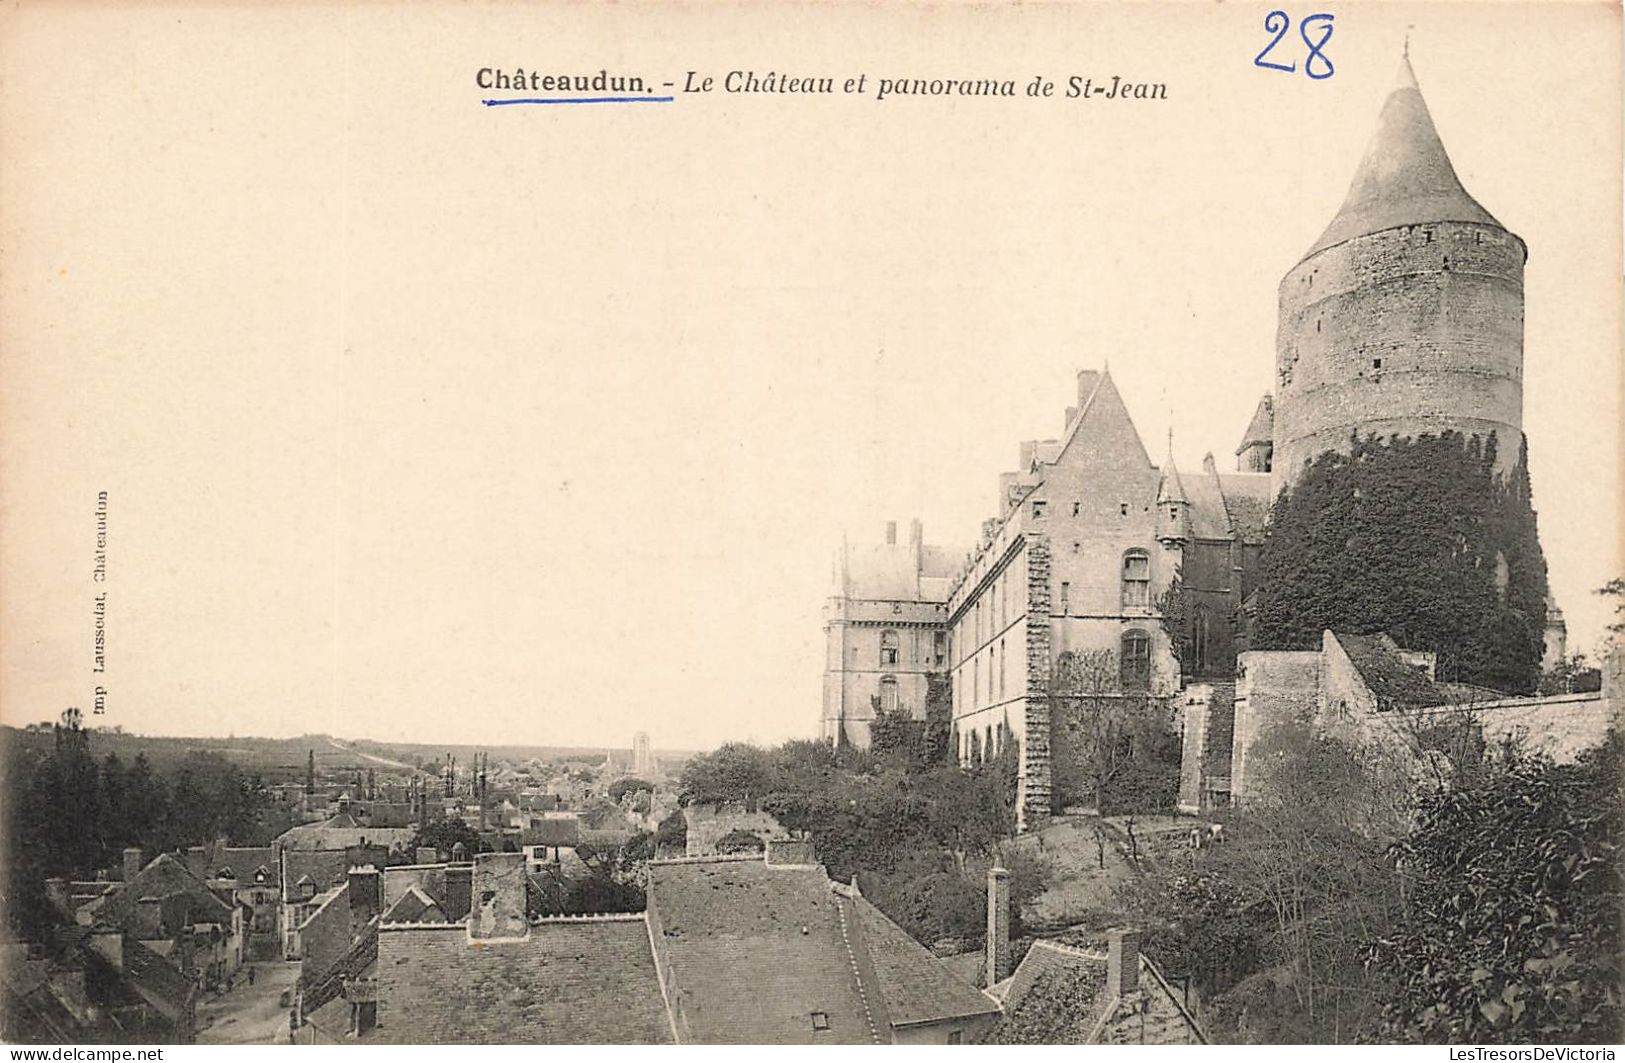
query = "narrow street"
xmin=196 ymin=961 xmax=301 ymax=1045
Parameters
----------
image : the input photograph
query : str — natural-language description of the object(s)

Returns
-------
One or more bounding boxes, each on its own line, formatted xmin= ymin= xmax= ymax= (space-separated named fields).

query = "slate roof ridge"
xmin=646 ymin=852 xmax=765 ymax=867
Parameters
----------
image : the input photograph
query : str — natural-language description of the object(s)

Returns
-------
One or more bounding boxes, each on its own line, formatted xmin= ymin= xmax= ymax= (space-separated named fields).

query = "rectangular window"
xmin=947 ymin=1031 xmax=963 ymax=1045
xmin=1032 ymin=500 xmax=1046 ymax=519
xmin=1122 ymin=553 xmax=1151 ymax=608
xmin=933 ymin=631 xmax=947 ymax=666
xmin=1060 ymin=581 xmax=1070 ymax=613
xmin=1072 ymin=501 xmax=1081 ymax=516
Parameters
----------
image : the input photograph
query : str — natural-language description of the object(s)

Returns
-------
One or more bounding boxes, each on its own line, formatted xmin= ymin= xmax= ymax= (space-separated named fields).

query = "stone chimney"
xmin=122 ymin=847 xmax=145 ymax=883
xmin=765 ymin=839 xmax=817 ymax=867
xmin=444 ymin=864 xmax=473 ymax=921
xmin=885 ymin=520 xmax=897 ymax=545
xmin=348 ymin=865 xmax=380 ymax=930
xmin=470 ymin=852 xmax=527 ymax=939
xmin=985 ymin=866 xmax=1011 ymax=987
xmin=1108 ymin=928 xmax=1141 ymax=997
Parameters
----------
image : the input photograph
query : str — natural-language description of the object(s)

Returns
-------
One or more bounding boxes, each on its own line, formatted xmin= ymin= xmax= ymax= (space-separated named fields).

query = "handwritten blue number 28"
xmin=1255 ymin=10 xmax=1335 ymax=80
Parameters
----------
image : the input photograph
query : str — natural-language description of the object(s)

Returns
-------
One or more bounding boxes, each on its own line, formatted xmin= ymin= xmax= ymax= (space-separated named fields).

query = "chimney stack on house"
xmin=986 ymin=866 xmax=1011 ymax=987
xmin=1108 ymin=928 xmax=1142 ymax=998
xmin=122 ymin=847 xmax=145 ymax=883
xmin=470 ymin=852 xmax=527 ymax=939
xmin=348 ymin=865 xmax=381 ymax=932
xmin=444 ymin=863 xmax=473 ymax=922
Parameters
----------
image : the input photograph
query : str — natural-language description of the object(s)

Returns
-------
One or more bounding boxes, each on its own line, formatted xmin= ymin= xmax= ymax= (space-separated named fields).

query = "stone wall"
xmin=1275 ymin=221 xmax=1524 ymax=489
xmin=1230 ymin=650 xmax=1323 ymax=804
xmin=682 ymin=804 xmax=786 ymax=857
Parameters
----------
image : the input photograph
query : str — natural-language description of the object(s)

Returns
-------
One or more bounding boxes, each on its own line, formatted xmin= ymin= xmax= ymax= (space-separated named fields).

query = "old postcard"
xmin=1 ymin=0 xmax=1620 ymax=1049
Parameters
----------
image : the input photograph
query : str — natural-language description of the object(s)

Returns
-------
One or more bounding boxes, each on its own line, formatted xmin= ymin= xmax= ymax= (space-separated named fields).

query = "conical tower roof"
xmin=1302 ymin=54 xmax=1503 ymax=260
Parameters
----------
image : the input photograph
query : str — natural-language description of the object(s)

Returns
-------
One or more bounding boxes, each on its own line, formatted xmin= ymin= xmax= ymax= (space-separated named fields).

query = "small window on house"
xmin=947 ymin=1030 xmax=964 ymax=1045
xmin=1060 ymin=582 xmax=1070 ymax=613
xmin=1072 ymin=501 xmax=1081 ymax=516
xmin=933 ymin=631 xmax=947 ymax=666
xmin=1120 ymin=503 xmax=1129 ymax=517
xmin=811 ymin=1012 xmax=830 ymax=1031
xmin=1122 ymin=550 xmax=1151 ymax=608
xmin=1032 ymin=500 xmax=1046 ymax=519
xmin=880 ymin=629 xmax=899 ymax=667
xmin=1372 ymin=358 xmax=1383 ymax=370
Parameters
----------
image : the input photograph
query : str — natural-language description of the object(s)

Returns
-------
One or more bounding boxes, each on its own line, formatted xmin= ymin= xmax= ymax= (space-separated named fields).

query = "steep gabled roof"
xmin=1303 ymin=55 xmax=1505 ymax=260
xmin=1236 ymin=394 xmax=1274 ymax=455
xmin=646 ymin=857 xmax=875 ymax=1044
xmin=84 ymin=853 xmax=232 ymax=929
xmin=852 ymin=896 xmax=1000 ymax=1028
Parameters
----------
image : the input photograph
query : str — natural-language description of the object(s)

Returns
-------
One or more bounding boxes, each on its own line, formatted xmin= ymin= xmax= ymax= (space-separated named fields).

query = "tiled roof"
xmin=121 ymin=939 xmax=198 ymax=1017
xmin=988 ymin=940 xmax=1111 ymax=1043
xmin=1335 ymin=632 xmax=1452 ymax=708
xmin=212 ymin=847 xmax=277 ymax=886
xmin=521 ymin=817 xmax=581 ymax=848
xmin=1235 ymin=394 xmax=1274 ymax=453
xmin=277 ymin=823 xmax=415 ymax=853
xmin=382 ymin=886 xmax=445 ymax=925
xmin=86 ymin=853 xmax=232 ymax=929
xmin=371 ymin=919 xmax=672 ymax=1044
xmin=852 ymin=896 xmax=1000 ymax=1027
xmin=1216 ymin=474 xmax=1273 ymax=544
xmin=647 ymin=858 xmax=875 ymax=1043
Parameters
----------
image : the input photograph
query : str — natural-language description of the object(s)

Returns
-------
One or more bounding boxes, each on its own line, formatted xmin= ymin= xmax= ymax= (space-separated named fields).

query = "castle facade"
xmin=822 ymin=56 xmax=1557 ymax=828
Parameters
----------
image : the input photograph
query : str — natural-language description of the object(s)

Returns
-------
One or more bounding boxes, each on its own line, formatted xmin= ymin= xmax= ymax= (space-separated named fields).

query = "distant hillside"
xmin=0 ymin=727 xmax=693 ymax=782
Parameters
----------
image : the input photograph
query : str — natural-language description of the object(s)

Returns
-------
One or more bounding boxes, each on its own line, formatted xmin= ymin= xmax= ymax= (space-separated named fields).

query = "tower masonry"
xmin=1273 ymin=55 xmax=1526 ymax=492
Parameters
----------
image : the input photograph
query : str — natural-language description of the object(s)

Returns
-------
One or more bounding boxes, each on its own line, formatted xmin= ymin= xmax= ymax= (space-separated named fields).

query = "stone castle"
xmin=821 ymin=56 xmax=1566 ymax=827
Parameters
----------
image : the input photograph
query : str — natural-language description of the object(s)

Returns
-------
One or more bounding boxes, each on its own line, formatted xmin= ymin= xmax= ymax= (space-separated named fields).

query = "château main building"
xmin=821 ymin=56 xmax=1559 ymax=826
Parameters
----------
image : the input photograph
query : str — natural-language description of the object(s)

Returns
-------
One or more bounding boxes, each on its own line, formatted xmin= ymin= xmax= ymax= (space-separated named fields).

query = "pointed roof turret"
xmin=1302 ymin=53 xmax=1504 ymax=260
xmin=1235 ymin=394 xmax=1274 ymax=455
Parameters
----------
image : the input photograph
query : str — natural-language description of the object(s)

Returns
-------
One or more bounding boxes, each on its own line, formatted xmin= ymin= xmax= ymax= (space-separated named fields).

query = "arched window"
xmin=986 ymin=725 xmax=995 ymax=759
xmin=1121 ymin=550 xmax=1151 ymax=608
xmin=973 ymin=657 xmax=981 ymax=707
xmin=879 ymin=629 xmax=899 ymax=667
xmin=879 ymin=675 xmax=899 ymax=715
xmin=970 ymin=728 xmax=983 ymax=765
xmin=999 ymin=639 xmax=1006 ymax=698
xmin=1121 ymin=629 xmax=1152 ymax=692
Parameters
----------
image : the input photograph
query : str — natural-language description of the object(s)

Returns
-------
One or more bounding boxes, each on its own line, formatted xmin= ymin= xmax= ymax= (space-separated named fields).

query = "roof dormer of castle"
xmin=1302 ymin=53 xmax=1505 ymax=261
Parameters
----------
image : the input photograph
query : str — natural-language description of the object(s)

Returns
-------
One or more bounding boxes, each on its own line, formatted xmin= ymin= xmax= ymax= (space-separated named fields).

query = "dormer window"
xmin=1168 ymin=505 xmax=1179 ymax=521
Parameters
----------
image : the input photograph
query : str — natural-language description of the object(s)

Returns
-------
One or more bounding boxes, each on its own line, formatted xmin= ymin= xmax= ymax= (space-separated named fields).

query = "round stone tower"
xmin=1273 ymin=55 xmax=1526 ymax=492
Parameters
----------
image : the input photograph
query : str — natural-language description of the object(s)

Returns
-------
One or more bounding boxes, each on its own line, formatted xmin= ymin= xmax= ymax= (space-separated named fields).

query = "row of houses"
xmin=290 ymin=842 xmax=1205 ymax=1045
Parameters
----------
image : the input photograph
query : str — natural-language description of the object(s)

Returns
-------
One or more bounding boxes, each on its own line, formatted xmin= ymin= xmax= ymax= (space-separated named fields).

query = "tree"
xmin=607 ymin=777 xmax=653 ymax=804
xmin=1539 ymin=653 xmax=1603 ymax=695
xmin=1370 ymin=731 xmax=1623 ymax=1043
xmin=1049 ymin=650 xmax=1180 ymax=814
xmin=679 ymin=743 xmax=774 ymax=808
xmin=410 ymin=817 xmax=482 ymax=859
xmin=1252 ymin=431 xmax=1548 ymax=694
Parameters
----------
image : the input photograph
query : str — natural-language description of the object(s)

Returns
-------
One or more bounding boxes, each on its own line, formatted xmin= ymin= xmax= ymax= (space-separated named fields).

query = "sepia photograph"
xmin=1 ymin=0 xmax=1621 ymax=1049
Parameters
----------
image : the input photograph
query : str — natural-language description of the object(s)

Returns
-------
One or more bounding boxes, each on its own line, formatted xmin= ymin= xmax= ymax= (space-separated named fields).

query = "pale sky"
xmin=2 ymin=2 xmax=1619 ymax=750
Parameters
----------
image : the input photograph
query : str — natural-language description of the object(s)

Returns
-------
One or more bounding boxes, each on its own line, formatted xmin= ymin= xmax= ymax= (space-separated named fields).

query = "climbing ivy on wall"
xmin=1251 ymin=431 xmax=1549 ymax=694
